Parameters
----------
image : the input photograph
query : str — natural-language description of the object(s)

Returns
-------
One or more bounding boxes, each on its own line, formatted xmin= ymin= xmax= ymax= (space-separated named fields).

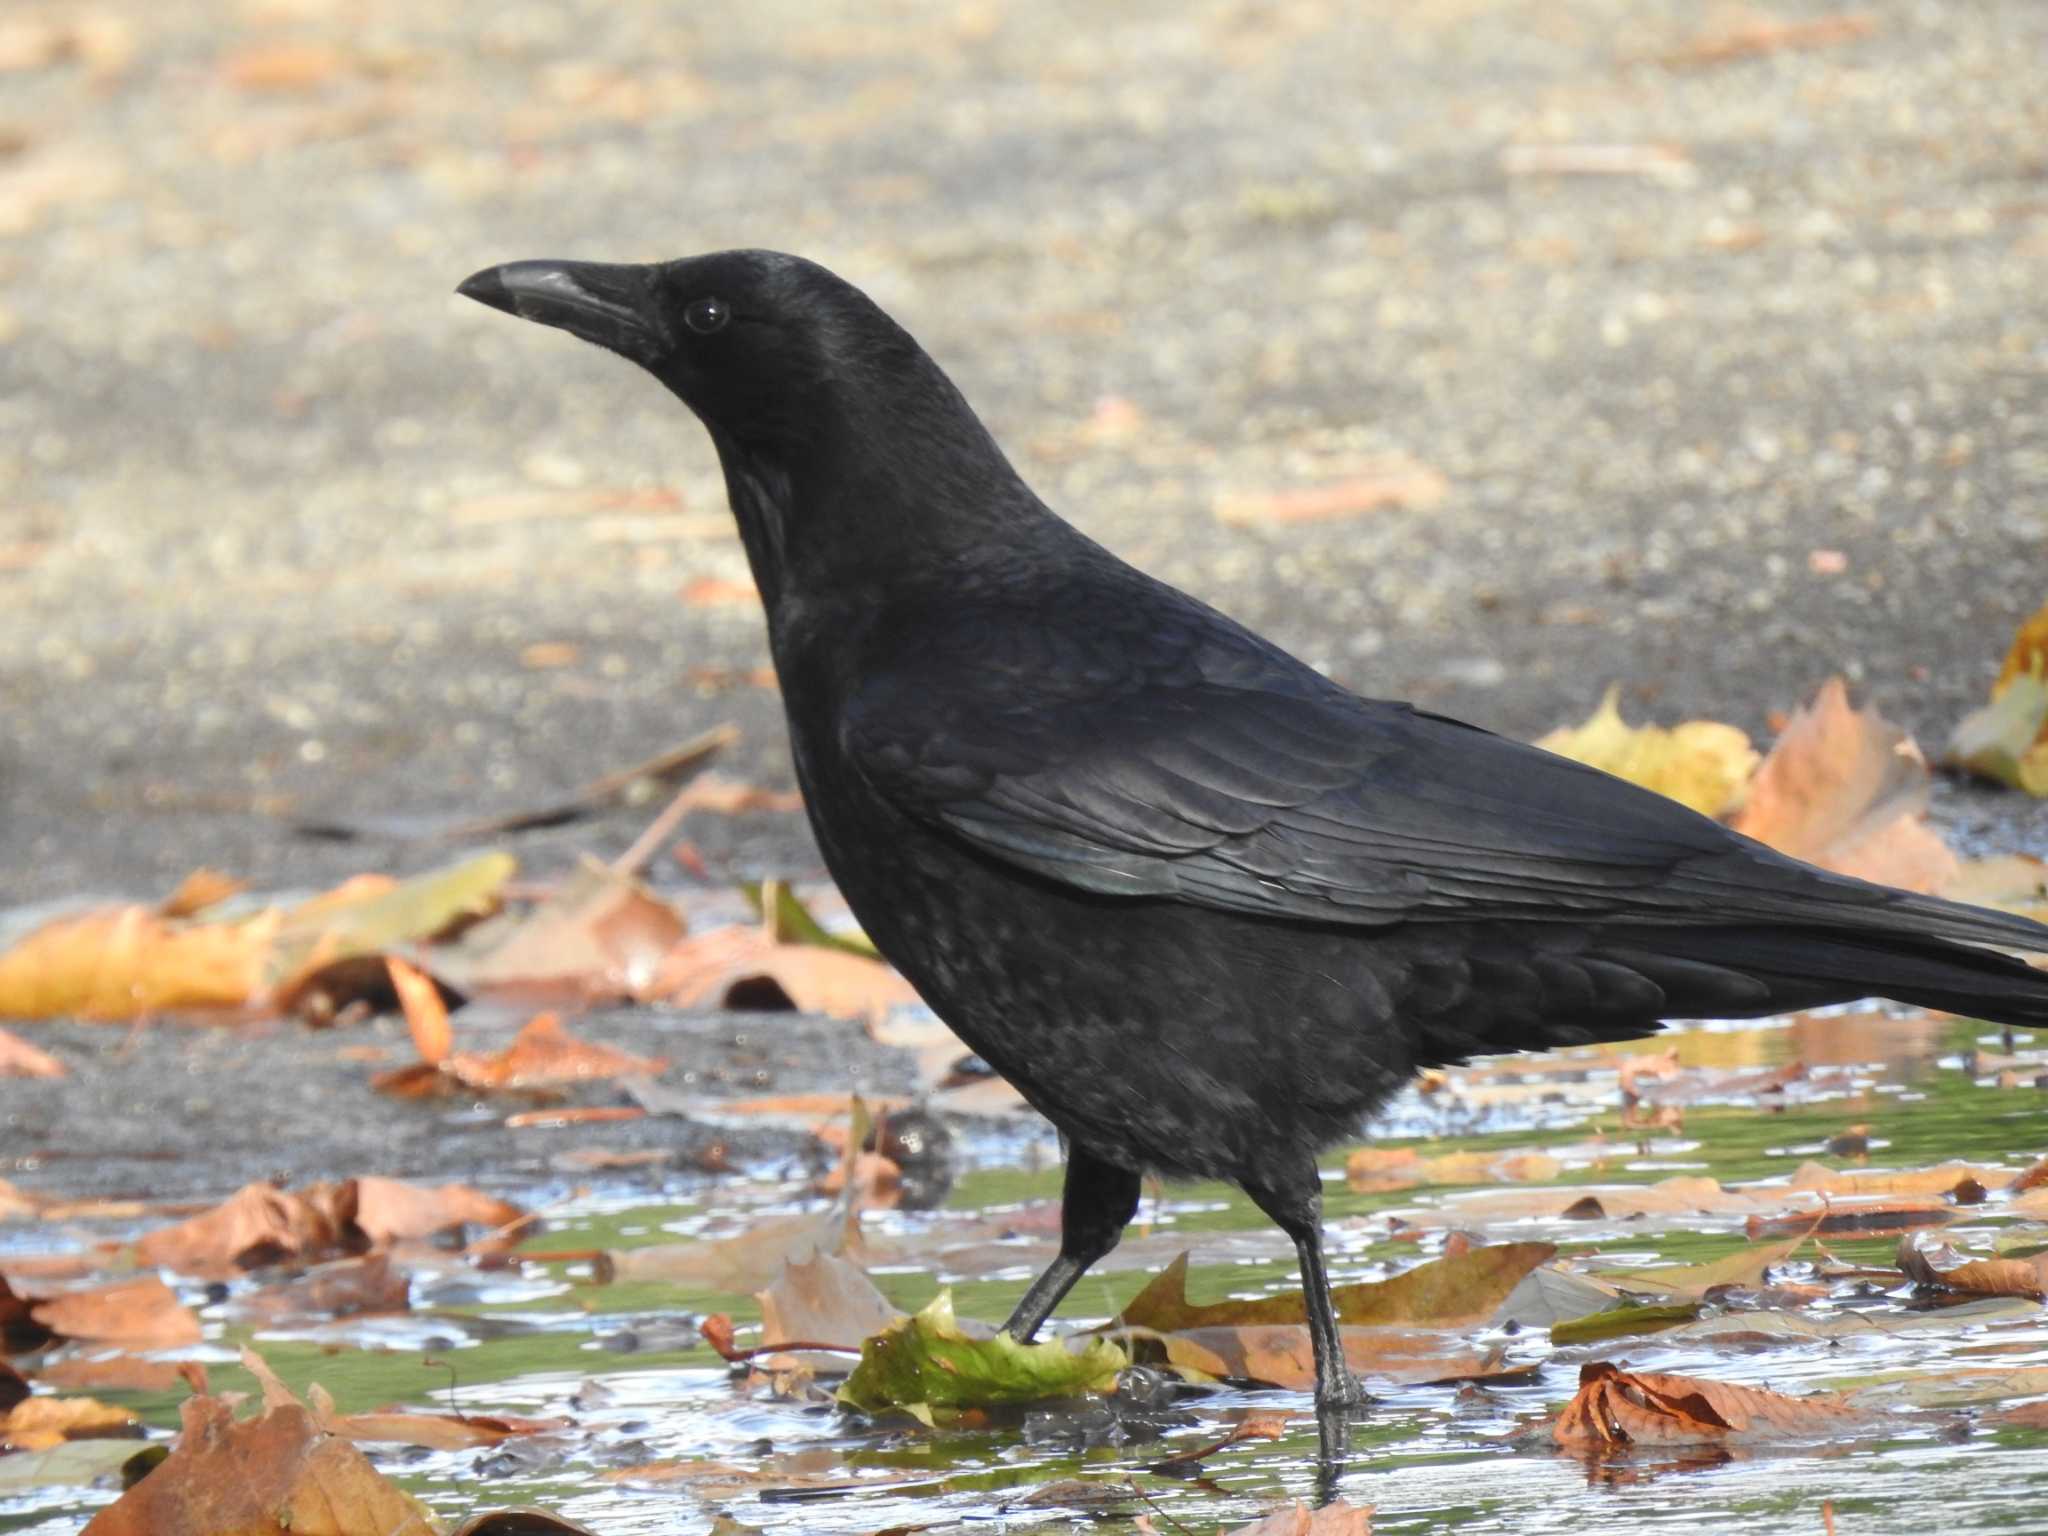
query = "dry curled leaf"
xmin=134 ymin=1181 xmax=353 ymax=1276
xmin=1898 ymin=1236 xmax=2048 ymax=1301
xmin=31 ymin=1277 xmax=201 ymax=1350
xmin=1731 ymin=677 xmax=1957 ymax=892
xmin=1553 ymin=1360 xmax=1866 ymax=1449
xmin=440 ymin=1012 xmax=668 ymax=1090
xmin=656 ymin=924 xmax=918 ymax=1023
xmin=79 ymin=1350 xmax=436 ymax=1536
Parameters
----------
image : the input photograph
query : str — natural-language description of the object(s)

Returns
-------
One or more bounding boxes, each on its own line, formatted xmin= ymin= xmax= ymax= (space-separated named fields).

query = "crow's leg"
xmin=1242 ymin=1170 xmax=1369 ymax=1413
xmin=1002 ymin=1146 xmax=1142 ymax=1341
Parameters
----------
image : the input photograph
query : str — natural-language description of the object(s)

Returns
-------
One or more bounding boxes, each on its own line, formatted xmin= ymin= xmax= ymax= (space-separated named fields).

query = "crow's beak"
xmin=457 ymin=260 xmax=662 ymax=361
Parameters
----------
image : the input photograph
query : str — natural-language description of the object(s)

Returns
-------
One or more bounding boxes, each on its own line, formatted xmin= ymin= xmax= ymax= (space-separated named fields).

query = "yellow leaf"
xmin=1536 ymin=686 xmax=1757 ymax=817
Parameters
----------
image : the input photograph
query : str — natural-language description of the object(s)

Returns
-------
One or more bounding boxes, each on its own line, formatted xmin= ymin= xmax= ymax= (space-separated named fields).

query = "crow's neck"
xmin=711 ymin=384 xmax=1082 ymax=630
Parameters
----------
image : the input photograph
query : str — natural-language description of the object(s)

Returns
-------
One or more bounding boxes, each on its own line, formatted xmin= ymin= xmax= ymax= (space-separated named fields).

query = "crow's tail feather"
xmin=1600 ymin=924 xmax=2048 ymax=1029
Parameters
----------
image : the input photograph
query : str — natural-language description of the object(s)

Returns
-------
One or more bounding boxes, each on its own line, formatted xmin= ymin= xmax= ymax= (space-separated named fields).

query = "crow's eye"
xmin=684 ymin=297 xmax=730 ymax=335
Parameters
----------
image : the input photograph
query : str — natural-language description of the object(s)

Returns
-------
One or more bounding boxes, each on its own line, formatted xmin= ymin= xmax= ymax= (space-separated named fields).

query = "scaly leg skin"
xmin=1003 ymin=1145 xmax=1143 ymax=1342
xmin=1244 ymin=1165 xmax=1372 ymax=1487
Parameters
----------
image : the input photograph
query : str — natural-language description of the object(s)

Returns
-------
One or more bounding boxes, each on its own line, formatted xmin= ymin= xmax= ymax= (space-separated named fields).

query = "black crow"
xmin=458 ymin=249 xmax=2048 ymax=1424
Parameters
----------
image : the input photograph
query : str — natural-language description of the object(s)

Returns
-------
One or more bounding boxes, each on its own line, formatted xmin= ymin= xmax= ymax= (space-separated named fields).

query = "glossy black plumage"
xmin=460 ymin=249 xmax=2048 ymax=1430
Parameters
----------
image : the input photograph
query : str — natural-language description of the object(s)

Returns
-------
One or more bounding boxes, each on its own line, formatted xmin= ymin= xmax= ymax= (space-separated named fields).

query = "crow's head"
xmin=458 ymin=249 xmax=926 ymax=455
xmin=460 ymin=248 xmax=1048 ymax=606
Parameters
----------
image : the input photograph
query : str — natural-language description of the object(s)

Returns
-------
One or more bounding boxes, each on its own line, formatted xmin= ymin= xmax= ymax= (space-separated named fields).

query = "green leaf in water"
xmin=1550 ymin=1300 xmax=1704 ymax=1345
xmin=838 ymin=1292 xmax=1127 ymax=1424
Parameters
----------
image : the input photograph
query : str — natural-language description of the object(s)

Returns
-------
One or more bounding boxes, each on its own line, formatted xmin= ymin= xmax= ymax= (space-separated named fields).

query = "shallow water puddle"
xmin=11 ymin=1006 xmax=2048 ymax=1533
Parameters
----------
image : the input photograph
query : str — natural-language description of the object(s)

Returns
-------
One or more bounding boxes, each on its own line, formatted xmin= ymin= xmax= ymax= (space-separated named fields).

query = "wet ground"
xmin=11 ymin=1007 xmax=2048 ymax=1533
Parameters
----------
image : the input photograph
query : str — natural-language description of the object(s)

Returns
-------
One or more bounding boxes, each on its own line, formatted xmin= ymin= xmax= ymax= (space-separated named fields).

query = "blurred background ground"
xmin=2 ymin=0 xmax=2046 ymax=906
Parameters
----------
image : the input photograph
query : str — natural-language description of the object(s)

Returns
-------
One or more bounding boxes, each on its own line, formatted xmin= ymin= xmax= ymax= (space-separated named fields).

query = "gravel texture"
xmin=4 ymin=0 xmax=2047 ymax=906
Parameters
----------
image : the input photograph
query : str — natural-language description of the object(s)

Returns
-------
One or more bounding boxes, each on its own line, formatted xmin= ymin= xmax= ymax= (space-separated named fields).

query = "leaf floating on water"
xmin=133 ymin=1181 xmax=352 ymax=1276
xmin=1159 ymin=1323 xmax=1529 ymax=1391
xmin=838 ymin=1292 xmax=1126 ymax=1423
xmin=756 ymin=1252 xmax=907 ymax=1371
xmin=1595 ymin=1231 xmax=1812 ymax=1300
xmin=77 ymin=1347 xmax=438 ymax=1536
xmin=1222 ymin=1498 xmax=1375 ymax=1535
xmin=1549 ymin=1302 xmax=1703 ymax=1346
xmin=1344 ymin=1145 xmax=1561 ymax=1193
xmin=0 ymin=1392 xmax=139 ymax=1451
xmin=1552 ymin=1360 xmax=1868 ymax=1450
xmin=1115 ymin=1244 xmax=1554 ymax=1332
xmin=30 ymin=1277 xmax=200 ymax=1350
xmin=1898 ymin=1236 xmax=2048 ymax=1302
xmin=1536 ymin=686 xmax=1756 ymax=817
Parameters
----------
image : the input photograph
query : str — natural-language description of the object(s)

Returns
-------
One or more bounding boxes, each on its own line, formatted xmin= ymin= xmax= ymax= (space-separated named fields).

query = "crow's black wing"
xmin=843 ymin=598 xmax=2042 ymax=952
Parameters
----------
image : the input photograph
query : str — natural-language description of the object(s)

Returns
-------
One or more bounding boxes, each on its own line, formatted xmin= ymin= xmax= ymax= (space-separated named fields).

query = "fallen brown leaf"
xmin=32 ymin=1277 xmax=201 ymax=1350
xmin=1730 ymin=676 xmax=1958 ymax=892
xmin=350 ymin=1176 xmax=524 ymax=1248
xmin=1552 ymin=1360 xmax=1866 ymax=1449
xmin=386 ymin=956 xmax=451 ymax=1065
xmin=80 ymin=1349 xmax=436 ymax=1536
xmin=133 ymin=1181 xmax=353 ymax=1275
xmin=1162 ymin=1323 xmax=1525 ymax=1390
xmin=1898 ymin=1236 xmax=2048 ymax=1301
xmin=315 ymin=1383 xmax=569 ymax=1451
xmin=439 ymin=1011 xmax=667 ymax=1090
xmin=1787 ymin=1159 xmax=2016 ymax=1199
xmin=236 ymin=1254 xmax=411 ymax=1324
xmin=756 ymin=1251 xmax=907 ymax=1370
xmin=656 ymin=923 xmax=918 ymax=1022
xmin=1745 ymin=1199 xmax=1955 ymax=1241
xmin=35 ymin=1355 xmax=186 ymax=1395
xmin=1223 ymin=1500 xmax=1373 ymax=1536
xmin=435 ymin=862 xmax=686 ymax=1003
xmin=1344 ymin=1145 xmax=1560 ymax=1193
xmin=1118 ymin=1244 xmax=1552 ymax=1331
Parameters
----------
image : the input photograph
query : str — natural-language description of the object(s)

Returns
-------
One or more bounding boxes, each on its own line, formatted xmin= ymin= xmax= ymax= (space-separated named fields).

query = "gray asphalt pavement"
xmin=4 ymin=0 xmax=2047 ymax=905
